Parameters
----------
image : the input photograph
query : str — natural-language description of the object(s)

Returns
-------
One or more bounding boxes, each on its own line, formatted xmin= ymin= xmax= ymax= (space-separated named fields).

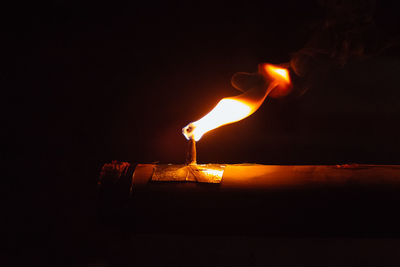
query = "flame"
xmin=183 ymin=63 xmax=291 ymax=141
xmin=264 ymin=64 xmax=290 ymax=84
xmin=261 ymin=64 xmax=291 ymax=98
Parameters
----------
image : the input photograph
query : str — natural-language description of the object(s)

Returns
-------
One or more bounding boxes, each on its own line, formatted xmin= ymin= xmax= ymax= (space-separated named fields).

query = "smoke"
xmin=288 ymin=0 xmax=399 ymax=95
xmin=291 ymin=0 xmax=378 ymax=74
xmin=232 ymin=0 xmax=399 ymax=98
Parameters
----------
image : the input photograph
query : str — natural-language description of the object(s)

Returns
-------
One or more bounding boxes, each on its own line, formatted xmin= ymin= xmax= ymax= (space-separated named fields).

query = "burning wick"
xmin=183 ymin=125 xmax=197 ymax=165
xmin=185 ymin=137 xmax=197 ymax=165
xmin=182 ymin=63 xmax=291 ymax=163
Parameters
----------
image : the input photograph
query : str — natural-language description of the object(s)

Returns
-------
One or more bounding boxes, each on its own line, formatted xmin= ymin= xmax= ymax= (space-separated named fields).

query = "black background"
xmin=4 ymin=0 xmax=400 ymax=266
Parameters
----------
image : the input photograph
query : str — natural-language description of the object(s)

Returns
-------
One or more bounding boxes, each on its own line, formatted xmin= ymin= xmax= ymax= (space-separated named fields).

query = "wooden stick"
xmin=98 ymin=162 xmax=400 ymax=236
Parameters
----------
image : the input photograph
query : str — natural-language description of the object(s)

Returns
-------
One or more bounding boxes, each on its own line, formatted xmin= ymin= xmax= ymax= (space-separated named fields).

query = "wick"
xmin=186 ymin=137 xmax=197 ymax=165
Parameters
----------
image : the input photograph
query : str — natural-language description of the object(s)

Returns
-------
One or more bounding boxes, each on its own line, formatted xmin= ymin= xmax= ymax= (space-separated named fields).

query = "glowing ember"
xmin=183 ymin=63 xmax=291 ymax=141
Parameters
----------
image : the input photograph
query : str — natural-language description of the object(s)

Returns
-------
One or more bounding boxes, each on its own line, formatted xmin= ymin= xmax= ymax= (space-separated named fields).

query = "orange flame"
xmin=183 ymin=63 xmax=291 ymax=141
xmin=260 ymin=64 xmax=291 ymax=98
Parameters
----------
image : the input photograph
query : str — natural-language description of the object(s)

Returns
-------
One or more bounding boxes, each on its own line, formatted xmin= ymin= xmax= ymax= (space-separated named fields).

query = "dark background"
xmin=4 ymin=0 xmax=400 ymax=266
